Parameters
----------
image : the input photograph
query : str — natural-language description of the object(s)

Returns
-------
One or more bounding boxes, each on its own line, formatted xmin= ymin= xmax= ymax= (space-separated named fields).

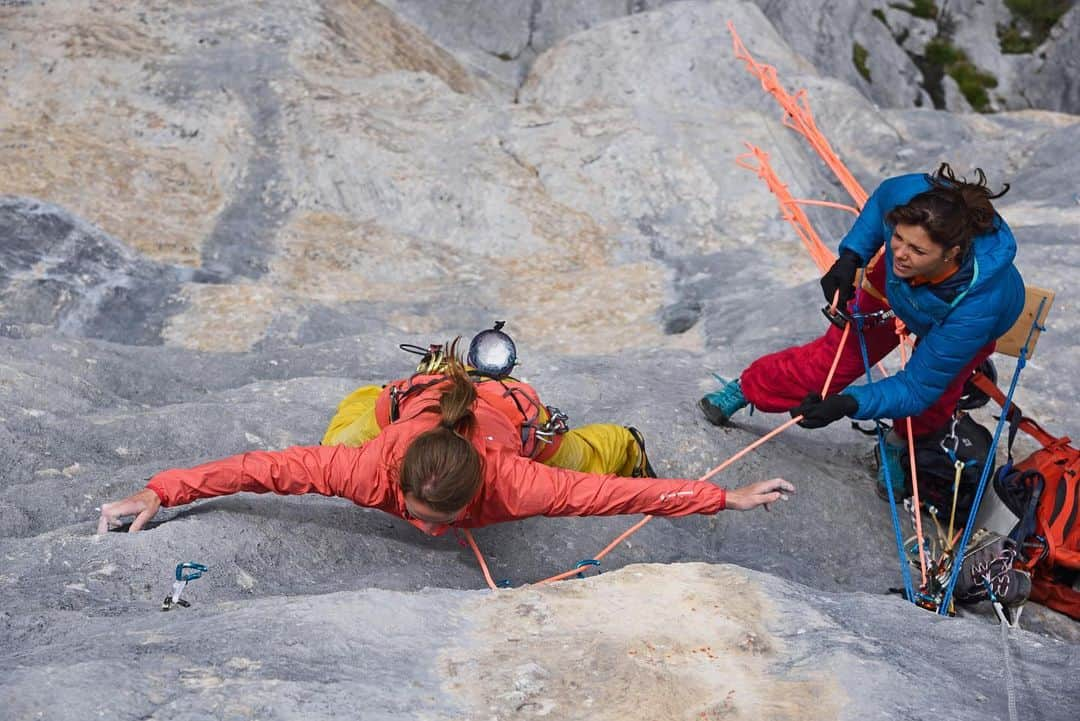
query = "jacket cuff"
xmin=844 ymin=385 xmax=875 ymax=420
xmin=839 ymin=248 xmax=865 ymax=266
xmin=719 ymin=487 xmax=726 ymax=512
xmin=145 ymin=478 xmax=171 ymax=506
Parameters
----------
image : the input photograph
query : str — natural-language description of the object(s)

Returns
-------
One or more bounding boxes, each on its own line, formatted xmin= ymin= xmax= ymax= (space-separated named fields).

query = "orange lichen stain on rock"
xmin=61 ymin=19 xmax=175 ymax=59
xmin=294 ymin=0 xmax=482 ymax=96
xmin=162 ymin=282 xmax=281 ymax=352
xmin=440 ymin=563 xmax=845 ymax=721
xmin=268 ymin=211 xmax=449 ymax=305
xmin=0 ymin=120 xmax=226 ymax=266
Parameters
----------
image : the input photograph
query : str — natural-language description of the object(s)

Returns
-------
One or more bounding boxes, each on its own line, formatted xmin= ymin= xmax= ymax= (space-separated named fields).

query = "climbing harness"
xmin=161 ymin=562 xmax=208 ymax=611
xmin=390 ymin=330 xmax=569 ymax=459
xmin=462 ymin=297 xmax=851 ymax=590
xmin=821 ymin=305 xmax=894 ymax=330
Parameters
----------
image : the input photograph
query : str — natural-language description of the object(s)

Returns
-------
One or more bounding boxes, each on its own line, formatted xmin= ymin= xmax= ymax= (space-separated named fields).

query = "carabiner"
xmin=938 ymin=417 xmax=961 ymax=462
xmin=175 ymin=562 xmax=208 ymax=582
xmin=574 ymin=559 xmax=601 ymax=579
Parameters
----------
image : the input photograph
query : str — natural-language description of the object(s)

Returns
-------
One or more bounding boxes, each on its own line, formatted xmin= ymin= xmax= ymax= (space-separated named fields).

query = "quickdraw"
xmin=162 ymin=562 xmax=208 ymax=611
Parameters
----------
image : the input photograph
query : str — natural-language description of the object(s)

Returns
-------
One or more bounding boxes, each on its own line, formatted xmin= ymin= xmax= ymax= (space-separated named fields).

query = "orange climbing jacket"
xmin=146 ymin=410 xmax=728 ymax=537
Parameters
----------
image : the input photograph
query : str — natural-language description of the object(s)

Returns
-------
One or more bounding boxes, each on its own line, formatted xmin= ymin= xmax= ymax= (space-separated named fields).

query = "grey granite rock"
xmin=754 ymin=0 xmax=933 ymax=109
xmin=381 ymin=0 xmax=682 ymax=94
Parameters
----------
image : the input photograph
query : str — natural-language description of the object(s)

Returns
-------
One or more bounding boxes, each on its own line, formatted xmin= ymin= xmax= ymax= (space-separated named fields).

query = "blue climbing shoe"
xmin=875 ymin=435 xmax=910 ymax=501
xmin=700 ymin=375 xmax=748 ymax=426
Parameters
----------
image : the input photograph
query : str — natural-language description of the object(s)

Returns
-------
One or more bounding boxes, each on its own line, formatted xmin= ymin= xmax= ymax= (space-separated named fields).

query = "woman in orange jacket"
xmin=98 ymin=346 xmax=793 ymax=536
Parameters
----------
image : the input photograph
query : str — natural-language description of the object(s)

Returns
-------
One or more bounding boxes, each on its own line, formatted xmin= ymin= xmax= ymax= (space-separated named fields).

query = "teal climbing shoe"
xmin=700 ymin=375 xmax=748 ymax=426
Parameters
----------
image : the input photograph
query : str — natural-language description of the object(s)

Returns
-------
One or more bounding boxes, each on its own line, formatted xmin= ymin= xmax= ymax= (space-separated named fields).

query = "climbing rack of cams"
xmin=932 ymin=288 xmax=1054 ymax=617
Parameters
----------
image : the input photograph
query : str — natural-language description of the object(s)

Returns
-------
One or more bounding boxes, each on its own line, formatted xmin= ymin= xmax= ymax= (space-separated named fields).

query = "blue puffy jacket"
xmin=838 ymin=173 xmax=1026 ymax=421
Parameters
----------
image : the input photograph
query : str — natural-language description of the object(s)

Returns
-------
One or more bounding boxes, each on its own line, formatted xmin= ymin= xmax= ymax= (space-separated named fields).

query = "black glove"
xmin=820 ymin=250 xmax=862 ymax=307
xmin=790 ymin=393 xmax=859 ymax=429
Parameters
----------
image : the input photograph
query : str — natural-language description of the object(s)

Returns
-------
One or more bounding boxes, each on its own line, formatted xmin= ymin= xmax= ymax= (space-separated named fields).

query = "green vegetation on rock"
xmin=890 ymin=0 xmax=939 ymax=19
xmin=998 ymin=23 xmax=1040 ymax=53
xmin=998 ymin=0 xmax=1075 ymax=53
xmin=923 ymin=38 xmax=998 ymax=111
xmin=853 ymin=42 xmax=872 ymax=82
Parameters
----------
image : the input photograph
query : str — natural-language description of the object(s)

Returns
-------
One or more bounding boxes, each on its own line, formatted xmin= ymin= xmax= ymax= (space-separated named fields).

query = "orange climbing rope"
xmin=896 ymin=321 xmax=929 ymax=585
xmin=730 ymin=21 xmax=931 ymax=589
xmin=728 ymin=21 xmax=868 ymax=208
xmin=463 ymin=307 xmax=852 ymax=591
xmin=735 ymin=145 xmax=840 ymax=274
xmin=461 ymin=23 xmax=930 ymax=594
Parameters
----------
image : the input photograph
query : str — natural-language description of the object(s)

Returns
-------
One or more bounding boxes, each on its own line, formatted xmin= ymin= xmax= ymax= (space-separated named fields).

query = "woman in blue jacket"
xmin=700 ymin=164 xmax=1026 ymax=494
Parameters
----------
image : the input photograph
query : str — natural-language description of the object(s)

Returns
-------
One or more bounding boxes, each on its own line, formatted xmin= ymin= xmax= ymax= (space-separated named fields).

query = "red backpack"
xmin=972 ymin=372 xmax=1080 ymax=619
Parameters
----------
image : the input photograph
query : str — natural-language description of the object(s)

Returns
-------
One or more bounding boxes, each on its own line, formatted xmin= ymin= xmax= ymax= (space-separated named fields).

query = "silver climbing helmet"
xmin=467 ymin=321 xmax=517 ymax=378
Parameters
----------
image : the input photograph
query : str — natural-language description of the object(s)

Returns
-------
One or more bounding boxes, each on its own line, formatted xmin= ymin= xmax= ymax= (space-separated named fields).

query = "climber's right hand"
xmin=97 ymin=488 xmax=162 ymax=534
xmin=820 ymin=250 xmax=861 ymax=307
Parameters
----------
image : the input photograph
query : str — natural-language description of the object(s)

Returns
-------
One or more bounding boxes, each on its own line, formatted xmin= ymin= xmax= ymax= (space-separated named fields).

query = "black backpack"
xmin=902 ymin=413 xmax=995 ymax=526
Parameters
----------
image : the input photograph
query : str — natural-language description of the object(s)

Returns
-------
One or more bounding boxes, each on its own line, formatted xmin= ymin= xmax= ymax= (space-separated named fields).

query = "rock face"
xmin=753 ymin=0 xmax=933 ymax=109
xmin=1 ymin=1 xmax=1079 ymax=719
xmin=5 ymin=563 xmax=1078 ymax=721
xmin=751 ymin=0 xmax=1080 ymax=114
xmin=1017 ymin=4 xmax=1080 ymax=113
xmin=381 ymin=0 xmax=686 ymax=94
xmin=0 ymin=198 xmax=184 ymax=344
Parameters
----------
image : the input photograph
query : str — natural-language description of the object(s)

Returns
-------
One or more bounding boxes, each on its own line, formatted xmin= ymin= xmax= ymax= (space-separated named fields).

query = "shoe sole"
xmin=625 ymin=426 xmax=657 ymax=478
xmin=699 ymin=397 xmax=731 ymax=427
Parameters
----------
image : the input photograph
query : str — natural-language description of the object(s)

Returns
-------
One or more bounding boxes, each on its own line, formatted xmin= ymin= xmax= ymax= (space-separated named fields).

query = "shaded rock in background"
xmin=753 ymin=0 xmax=933 ymax=109
xmin=753 ymin=0 xmax=1080 ymax=114
xmin=0 ymin=197 xmax=185 ymax=344
xmin=1017 ymin=4 xmax=1080 ymax=113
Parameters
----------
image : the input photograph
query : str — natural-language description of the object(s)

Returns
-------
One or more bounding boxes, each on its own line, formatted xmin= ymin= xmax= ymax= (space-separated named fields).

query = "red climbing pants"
xmin=739 ymin=262 xmax=994 ymax=439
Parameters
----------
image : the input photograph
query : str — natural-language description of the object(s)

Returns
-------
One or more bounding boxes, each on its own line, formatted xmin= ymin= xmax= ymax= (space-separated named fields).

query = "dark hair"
xmin=399 ymin=338 xmax=482 ymax=512
xmin=885 ymin=163 xmax=1009 ymax=257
